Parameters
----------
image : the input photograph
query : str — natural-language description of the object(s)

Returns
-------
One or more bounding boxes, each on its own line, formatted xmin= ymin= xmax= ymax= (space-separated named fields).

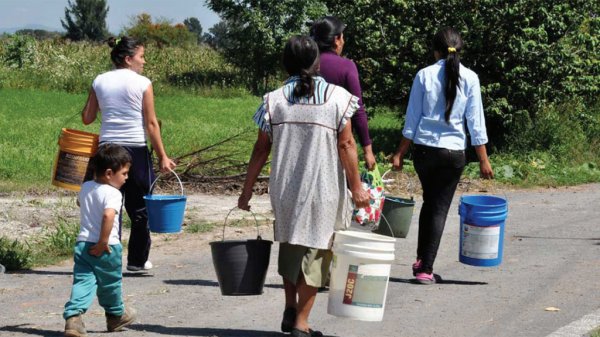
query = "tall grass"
xmin=0 ymin=37 xmax=246 ymax=95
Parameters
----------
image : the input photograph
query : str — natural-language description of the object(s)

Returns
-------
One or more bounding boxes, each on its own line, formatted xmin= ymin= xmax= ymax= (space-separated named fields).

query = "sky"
xmin=0 ymin=0 xmax=221 ymax=34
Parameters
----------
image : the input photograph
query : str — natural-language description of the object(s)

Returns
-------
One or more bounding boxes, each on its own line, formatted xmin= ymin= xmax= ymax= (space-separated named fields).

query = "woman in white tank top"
xmin=80 ymin=36 xmax=176 ymax=271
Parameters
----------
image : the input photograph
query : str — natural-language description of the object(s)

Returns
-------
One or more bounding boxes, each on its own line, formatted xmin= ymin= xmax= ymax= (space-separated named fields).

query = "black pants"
xmin=413 ymin=144 xmax=465 ymax=274
xmin=121 ymin=146 xmax=155 ymax=268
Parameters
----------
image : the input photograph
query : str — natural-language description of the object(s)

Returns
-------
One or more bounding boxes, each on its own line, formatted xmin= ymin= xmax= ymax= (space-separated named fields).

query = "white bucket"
xmin=328 ymin=230 xmax=396 ymax=321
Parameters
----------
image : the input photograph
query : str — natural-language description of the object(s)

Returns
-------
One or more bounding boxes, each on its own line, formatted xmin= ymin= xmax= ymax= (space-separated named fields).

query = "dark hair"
xmin=283 ymin=35 xmax=320 ymax=98
xmin=309 ymin=16 xmax=345 ymax=52
xmin=107 ymin=36 xmax=143 ymax=68
xmin=433 ymin=27 xmax=463 ymax=123
xmin=92 ymin=143 xmax=132 ymax=177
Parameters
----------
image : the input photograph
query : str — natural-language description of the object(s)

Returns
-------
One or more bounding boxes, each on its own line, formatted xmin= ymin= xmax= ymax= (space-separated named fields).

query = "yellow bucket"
xmin=51 ymin=128 xmax=99 ymax=191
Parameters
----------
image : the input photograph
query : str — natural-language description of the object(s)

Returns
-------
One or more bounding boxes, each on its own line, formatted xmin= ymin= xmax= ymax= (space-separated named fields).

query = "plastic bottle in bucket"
xmin=144 ymin=169 xmax=187 ymax=233
xmin=328 ymin=230 xmax=396 ymax=321
xmin=458 ymin=195 xmax=508 ymax=267
xmin=52 ymin=128 xmax=99 ymax=191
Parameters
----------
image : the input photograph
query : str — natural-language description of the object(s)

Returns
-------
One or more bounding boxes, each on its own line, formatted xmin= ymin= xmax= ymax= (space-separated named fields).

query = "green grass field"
xmin=0 ymin=88 xmax=261 ymax=191
xmin=1 ymin=88 xmax=599 ymax=192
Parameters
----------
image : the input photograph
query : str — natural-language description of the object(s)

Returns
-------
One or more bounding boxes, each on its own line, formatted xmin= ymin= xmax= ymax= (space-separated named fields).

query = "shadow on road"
xmin=163 ymin=279 xmax=284 ymax=289
xmin=123 ymin=272 xmax=154 ymax=278
xmin=11 ymin=270 xmax=72 ymax=276
xmin=389 ymin=276 xmax=487 ymax=285
xmin=130 ymin=324 xmax=338 ymax=336
xmin=0 ymin=324 xmax=62 ymax=337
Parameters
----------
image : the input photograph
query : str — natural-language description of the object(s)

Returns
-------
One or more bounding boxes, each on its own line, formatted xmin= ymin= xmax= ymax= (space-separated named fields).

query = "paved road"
xmin=1 ymin=184 xmax=599 ymax=337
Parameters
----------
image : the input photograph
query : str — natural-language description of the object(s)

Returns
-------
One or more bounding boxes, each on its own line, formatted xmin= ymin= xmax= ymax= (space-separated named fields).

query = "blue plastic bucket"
xmin=144 ymin=195 xmax=187 ymax=233
xmin=144 ymin=169 xmax=186 ymax=233
xmin=458 ymin=195 xmax=508 ymax=266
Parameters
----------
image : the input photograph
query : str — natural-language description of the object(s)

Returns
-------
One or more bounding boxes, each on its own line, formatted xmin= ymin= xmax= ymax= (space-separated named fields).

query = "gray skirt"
xmin=278 ymin=242 xmax=333 ymax=287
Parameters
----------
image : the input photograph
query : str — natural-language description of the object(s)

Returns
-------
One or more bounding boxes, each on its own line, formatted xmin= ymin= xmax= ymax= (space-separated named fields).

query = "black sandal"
xmin=291 ymin=328 xmax=323 ymax=337
xmin=281 ymin=307 xmax=296 ymax=333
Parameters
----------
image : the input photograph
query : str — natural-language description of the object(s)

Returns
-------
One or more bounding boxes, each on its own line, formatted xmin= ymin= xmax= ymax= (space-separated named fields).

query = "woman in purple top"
xmin=310 ymin=16 xmax=376 ymax=170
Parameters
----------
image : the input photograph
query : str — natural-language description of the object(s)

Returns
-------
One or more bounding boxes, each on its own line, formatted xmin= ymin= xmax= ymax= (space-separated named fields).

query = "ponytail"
xmin=106 ymin=36 xmax=143 ymax=68
xmin=444 ymin=50 xmax=460 ymax=123
xmin=283 ymin=35 xmax=320 ymax=99
xmin=433 ymin=27 xmax=464 ymax=123
xmin=294 ymin=69 xmax=315 ymax=98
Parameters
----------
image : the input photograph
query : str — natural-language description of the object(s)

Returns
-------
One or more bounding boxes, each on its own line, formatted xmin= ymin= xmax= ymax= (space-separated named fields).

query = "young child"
xmin=63 ymin=143 xmax=137 ymax=337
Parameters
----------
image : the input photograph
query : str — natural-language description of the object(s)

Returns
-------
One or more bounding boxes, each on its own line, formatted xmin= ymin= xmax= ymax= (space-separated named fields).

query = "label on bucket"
xmin=461 ymin=223 xmax=500 ymax=259
xmin=343 ymin=264 xmax=387 ymax=308
xmin=54 ymin=150 xmax=94 ymax=186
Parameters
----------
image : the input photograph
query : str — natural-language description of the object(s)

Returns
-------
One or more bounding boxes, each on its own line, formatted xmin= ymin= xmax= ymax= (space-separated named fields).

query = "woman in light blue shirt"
xmin=392 ymin=27 xmax=493 ymax=284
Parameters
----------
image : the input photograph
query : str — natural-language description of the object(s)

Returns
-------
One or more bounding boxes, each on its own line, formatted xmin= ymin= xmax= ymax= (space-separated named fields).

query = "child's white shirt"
xmin=77 ymin=180 xmax=122 ymax=245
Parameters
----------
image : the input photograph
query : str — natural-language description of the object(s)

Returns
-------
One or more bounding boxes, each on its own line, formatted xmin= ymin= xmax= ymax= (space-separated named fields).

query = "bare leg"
xmin=294 ymin=274 xmax=318 ymax=332
xmin=284 ymin=277 xmax=297 ymax=309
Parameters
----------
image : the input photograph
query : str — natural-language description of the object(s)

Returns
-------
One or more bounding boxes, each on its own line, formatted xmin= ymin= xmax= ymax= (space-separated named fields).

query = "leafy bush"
xmin=0 ymin=236 xmax=33 ymax=271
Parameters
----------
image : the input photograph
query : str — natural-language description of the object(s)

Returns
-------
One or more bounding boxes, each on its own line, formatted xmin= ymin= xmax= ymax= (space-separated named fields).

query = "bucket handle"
xmin=148 ymin=168 xmax=184 ymax=196
xmin=222 ymin=207 xmax=263 ymax=241
xmin=382 ymin=170 xmax=414 ymax=199
xmin=378 ymin=213 xmax=396 ymax=238
xmin=461 ymin=179 xmax=508 ymax=203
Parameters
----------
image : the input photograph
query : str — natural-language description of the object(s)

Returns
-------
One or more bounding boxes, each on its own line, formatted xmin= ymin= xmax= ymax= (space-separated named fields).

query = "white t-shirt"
xmin=77 ymin=180 xmax=122 ymax=245
xmin=92 ymin=68 xmax=152 ymax=146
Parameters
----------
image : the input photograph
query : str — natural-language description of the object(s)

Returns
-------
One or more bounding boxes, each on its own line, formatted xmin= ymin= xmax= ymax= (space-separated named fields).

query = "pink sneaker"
xmin=412 ymin=259 xmax=422 ymax=276
xmin=415 ymin=272 xmax=435 ymax=285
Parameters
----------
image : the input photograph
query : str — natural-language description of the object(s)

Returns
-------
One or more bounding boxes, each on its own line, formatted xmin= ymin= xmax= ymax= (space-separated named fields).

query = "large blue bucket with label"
xmin=458 ymin=195 xmax=508 ymax=267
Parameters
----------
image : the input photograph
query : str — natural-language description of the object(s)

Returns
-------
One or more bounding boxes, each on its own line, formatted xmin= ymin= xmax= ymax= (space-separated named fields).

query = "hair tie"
xmin=447 ymin=47 xmax=457 ymax=53
xmin=115 ymin=37 xmax=121 ymax=46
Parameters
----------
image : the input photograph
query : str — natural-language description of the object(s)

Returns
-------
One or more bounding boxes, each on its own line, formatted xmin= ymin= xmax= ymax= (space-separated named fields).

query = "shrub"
xmin=0 ymin=236 xmax=33 ymax=271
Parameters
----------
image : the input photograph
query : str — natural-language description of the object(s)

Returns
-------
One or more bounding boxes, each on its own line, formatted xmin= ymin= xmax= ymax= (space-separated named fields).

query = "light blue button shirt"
xmin=402 ymin=59 xmax=488 ymax=150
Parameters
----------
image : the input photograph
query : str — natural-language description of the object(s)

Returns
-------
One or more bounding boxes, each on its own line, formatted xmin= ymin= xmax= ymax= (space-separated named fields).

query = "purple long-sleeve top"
xmin=319 ymin=50 xmax=372 ymax=147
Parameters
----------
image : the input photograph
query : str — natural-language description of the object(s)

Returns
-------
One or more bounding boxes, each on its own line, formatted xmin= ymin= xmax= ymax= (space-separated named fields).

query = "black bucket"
xmin=210 ymin=208 xmax=272 ymax=296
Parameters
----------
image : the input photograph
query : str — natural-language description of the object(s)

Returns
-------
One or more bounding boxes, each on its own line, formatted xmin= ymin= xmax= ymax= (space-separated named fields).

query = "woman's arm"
xmin=346 ymin=61 xmax=376 ymax=170
xmin=338 ymin=120 xmax=370 ymax=209
xmin=391 ymin=136 xmax=413 ymax=171
xmin=238 ymin=130 xmax=271 ymax=211
xmin=142 ymin=84 xmax=176 ymax=173
xmin=81 ymin=88 xmax=99 ymax=125
xmin=474 ymin=145 xmax=494 ymax=179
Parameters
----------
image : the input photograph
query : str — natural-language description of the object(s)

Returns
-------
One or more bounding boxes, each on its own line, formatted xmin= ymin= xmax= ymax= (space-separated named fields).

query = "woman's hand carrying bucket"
xmin=144 ymin=169 xmax=187 ymax=233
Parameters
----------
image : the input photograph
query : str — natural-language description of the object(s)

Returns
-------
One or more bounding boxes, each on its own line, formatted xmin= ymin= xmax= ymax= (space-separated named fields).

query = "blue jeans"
xmin=63 ymin=242 xmax=124 ymax=319
xmin=413 ymin=144 xmax=465 ymax=274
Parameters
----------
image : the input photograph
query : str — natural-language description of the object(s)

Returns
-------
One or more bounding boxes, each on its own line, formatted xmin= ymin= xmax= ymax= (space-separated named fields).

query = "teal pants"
xmin=63 ymin=242 xmax=124 ymax=319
